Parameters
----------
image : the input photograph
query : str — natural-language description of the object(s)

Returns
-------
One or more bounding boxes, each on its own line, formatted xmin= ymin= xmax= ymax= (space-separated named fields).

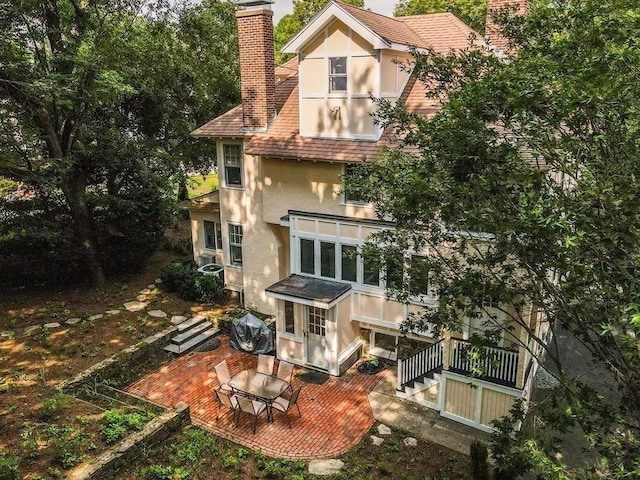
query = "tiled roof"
xmin=336 ymin=1 xmax=430 ymax=49
xmin=192 ymin=76 xmax=297 ymax=138
xmin=179 ymin=191 xmax=220 ymax=212
xmin=399 ymin=13 xmax=484 ymax=53
xmin=243 ymin=75 xmax=439 ymax=162
xmin=275 ymin=56 xmax=298 ymax=80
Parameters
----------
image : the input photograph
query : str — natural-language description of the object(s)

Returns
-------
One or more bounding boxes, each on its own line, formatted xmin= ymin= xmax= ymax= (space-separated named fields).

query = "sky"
xmin=271 ymin=0 xmax=398 ymax=23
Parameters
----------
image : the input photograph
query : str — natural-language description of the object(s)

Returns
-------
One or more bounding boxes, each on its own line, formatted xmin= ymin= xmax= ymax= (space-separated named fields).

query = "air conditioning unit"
xmin=198 ymin=255 xmax=213 ymax=267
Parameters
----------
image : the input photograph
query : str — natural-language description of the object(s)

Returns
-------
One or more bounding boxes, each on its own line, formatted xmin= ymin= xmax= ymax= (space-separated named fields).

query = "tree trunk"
xmin=62 ymin=167 xmax=106 ymax=288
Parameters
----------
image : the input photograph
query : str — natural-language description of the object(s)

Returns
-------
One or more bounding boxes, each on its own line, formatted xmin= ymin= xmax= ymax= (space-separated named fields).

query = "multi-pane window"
xmin=228 ymin=224 xmax=243 ymax=267
xmin=223 ymin=144 xmax=242 ymax=187
xmin=203 ymin=221 xmax=222 ymax=250
xmin=320 ymin=242 xmax=336 ymax=278
xmin=307 ymin=306 xmax=327 ymax=336
xmin=300 ymin=239 xmax=315 ymax=274
xmin=341 ymin=245 xmax=357 ymax=282
xmin=329 ymin=57 xmax=347 ymax=92
xmin=284 ymin=301 xmax=295 ymax=334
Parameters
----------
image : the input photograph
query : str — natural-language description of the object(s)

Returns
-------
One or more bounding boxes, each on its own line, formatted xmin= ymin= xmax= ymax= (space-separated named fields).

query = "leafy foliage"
xmin=0 ymin=455 xmax=20 ymax=480
xmin=100 ymin=409 xmax=155 ymax=444
xmin=347 ymin=0 xmax=640 ymax=477
xmin=394 ymin=0 xmax=488 ymax=32
xmin=274 ymin=0 xmax=364 ymax=65
xmin=160 ymin=261 xmax=224 ymax=303
xmin=0 ymin=0 xmax=239 ymax=288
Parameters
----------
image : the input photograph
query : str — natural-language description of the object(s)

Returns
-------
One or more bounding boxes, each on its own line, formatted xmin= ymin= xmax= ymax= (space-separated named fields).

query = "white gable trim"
xmin=283 ymin=3 xmax=390 ymax=53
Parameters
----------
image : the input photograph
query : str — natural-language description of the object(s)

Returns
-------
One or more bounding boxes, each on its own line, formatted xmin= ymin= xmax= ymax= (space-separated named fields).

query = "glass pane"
xmin=284 ymin=301 xmax=295 ymax=334
xmin=300 ymin=239 xmax=315 ymax=275
xmin=320 ymin=242 xmax=335 ymax=278
xmin=409 ymin=256 xmax=429 ymax=296
xmin=230 ymin=245 xmax=243 ymax=266
xmin=341 ymin=245 xmax=357 ymax=282
xmin=386 ymin=253 xmax=404 ymax=289
xmin=330 ymin=57 xmax=346 ymax=74
xmin=330 ymin=76 xmax=347 ymax=92
xmin=215 ymin=224 xmax=222 ymax=250
xmin=363 ymin=255 xmax=380 ymax=286
xmin=374 ymin=332 xmax=397 ymax=352
xmin=204 ymin=221 xmax=215 ymax=249
xmin=225 ymin=166 xmax=242 ymax=186
xmin=344 ymin=163 xmax=363 ymax=203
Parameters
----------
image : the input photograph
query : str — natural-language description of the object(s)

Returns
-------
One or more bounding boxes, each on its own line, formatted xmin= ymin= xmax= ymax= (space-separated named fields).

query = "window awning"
xmin=265 ymin=274 xmax=352 ymax=309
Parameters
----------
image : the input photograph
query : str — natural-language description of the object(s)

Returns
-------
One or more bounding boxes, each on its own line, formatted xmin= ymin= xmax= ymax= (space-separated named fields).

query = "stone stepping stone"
xmin=139 ymin=288 xmax=151 ymax=295
xmin=155 ymin=278 xmax=162 ymax=284
xmin=377 ymin=424 xmax=392 ymax=435
xmin=43 ymin=322 xmax=61 ymax=329
xmin=147 ymin=284 xmax=156 ymax=289
xmin=148 ymin=310 xmax=167 ymax=318
xmin=124 ymin=301 xmax=147 ymax=312
xmin=308 ymin=459 xmax=344 ymax=476
xmin=136 ymin=294 xmax=148 ymax=301
xmin=371 ymin=435 xmax=384 ymax=446
xmin=24 ymin=325 xmax=41 ymax=334
xmin=106 ymin=310 xmax=121 ymax=315
xmin=66 ymin=318 xmax=81 ymax=325
xmin=1 ymin=331 xmax=12 ymax=338
xmin=170 ymin=315 xmax=187 ymax=325
xmin=403 ymin=437 xmax=418 ymax=447
xmin=88 ymin=314 xmax=103 ymax=321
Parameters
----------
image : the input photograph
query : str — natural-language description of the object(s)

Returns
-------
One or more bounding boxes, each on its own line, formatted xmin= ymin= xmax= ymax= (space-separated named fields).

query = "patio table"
xmin=228 ymin=369 xmax=290 ymax=421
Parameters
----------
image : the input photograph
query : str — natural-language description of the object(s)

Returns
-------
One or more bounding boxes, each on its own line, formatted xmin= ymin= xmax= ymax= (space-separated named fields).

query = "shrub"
xmin=160 ymin=261 xmax=224 ymax=303
xmin=169 ymin=428 xmax=220 ymax=465
xmin=470 ymin=440 xmax=489 ymax=480
xmin=0 ymin=455 xmax=20 ymax=480
xmin=139 ymin=465 xmax=191 ymax=480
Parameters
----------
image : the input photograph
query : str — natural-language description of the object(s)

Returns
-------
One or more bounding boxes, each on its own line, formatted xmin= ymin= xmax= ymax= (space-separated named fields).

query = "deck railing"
xmin=397 ymin=339 xmax=443 ymax=390
xmin=449 ymin=337 xmax=519 ymax=387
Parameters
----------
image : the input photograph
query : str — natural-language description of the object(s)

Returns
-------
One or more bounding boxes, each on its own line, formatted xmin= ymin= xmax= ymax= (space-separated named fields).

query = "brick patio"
xmin=126 ymin=336 xmax=384 ymax=460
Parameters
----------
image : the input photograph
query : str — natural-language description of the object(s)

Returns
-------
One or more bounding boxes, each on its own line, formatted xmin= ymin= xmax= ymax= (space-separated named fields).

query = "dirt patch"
xmin=0 ymin=248 xmax=236 ymax=479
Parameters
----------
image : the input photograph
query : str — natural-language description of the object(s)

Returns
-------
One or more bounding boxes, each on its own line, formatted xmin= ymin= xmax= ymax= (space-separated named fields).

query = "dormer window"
xmin=329 ymin=57 xmax=347 ymax=92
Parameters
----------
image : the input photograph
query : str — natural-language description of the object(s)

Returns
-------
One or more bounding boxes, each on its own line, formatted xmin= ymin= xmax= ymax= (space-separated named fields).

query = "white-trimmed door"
xmin=305 ymin=306 xmax=329 ymax=370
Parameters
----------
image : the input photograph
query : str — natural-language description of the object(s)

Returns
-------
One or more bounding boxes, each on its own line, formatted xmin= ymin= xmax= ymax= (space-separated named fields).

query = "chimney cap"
xmin=233 ymin=0 xmax=274 ymax=9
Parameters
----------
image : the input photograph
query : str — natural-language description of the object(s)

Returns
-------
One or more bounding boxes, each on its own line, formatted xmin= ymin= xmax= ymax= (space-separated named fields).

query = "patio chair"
xmin=235 ymin=395 xmax=268 ymax=434
xmin=271 ymin=386 xmax=302 ymax=428
xmin=256 ymin=354 xmax=274 ymax=375
xmin=276 ymin=360 xmax=295 ymax=391
xmin=214 ymin=360 xmax=233 ymax=392
xmin=215 ymin=388 xmax=238 ymax=422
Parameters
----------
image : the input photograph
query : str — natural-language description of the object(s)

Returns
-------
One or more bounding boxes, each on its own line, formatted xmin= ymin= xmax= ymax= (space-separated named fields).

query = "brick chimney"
xmin=235 ymin=0 xmax=276 ymax=132
xmin=485 ymin=0 xmax=527 ymax=54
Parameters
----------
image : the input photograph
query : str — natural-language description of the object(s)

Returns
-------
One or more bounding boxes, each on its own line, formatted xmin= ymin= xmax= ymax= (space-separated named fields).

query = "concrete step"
xmin=177 ymin=315 xmax=208 ymax=332
xmin=164 ymin=327 xmax=220 ymax=355
xmin=171 ymin=322 xmax=213 ymax=345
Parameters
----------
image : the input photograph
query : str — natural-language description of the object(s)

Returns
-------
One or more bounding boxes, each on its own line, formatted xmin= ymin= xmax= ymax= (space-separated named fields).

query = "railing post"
xmin=396 ymin=357 xmax=403 ymax=391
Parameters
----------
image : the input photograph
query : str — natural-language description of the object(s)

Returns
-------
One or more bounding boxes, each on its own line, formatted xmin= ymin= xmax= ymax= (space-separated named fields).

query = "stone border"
xmin=60 ymin=325 xmax=192 ymax=479
xmin=61 ymin=325 xmax=178 ymax=394
xmin=67 ymin=402 xmax=190 ymax=480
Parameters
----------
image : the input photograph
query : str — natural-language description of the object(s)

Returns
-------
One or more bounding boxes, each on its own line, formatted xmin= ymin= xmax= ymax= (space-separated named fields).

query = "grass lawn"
xmin=187 ymin=173 xmax=219 ymax=198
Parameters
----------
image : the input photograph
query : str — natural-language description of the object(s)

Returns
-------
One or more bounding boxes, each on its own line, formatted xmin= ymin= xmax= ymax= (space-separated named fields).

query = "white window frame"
xmin=203 ymin=220 xmax=222 ymax=251
xmin=328 ymin=56 xmax=347 ymax=93
xmin=222 ymin=144 xmax=243 ymax=188
xmin=227 ymin=223 xmax=243 ymax=267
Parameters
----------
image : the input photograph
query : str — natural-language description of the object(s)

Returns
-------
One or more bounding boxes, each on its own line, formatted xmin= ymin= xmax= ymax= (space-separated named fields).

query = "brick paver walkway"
xmin=126 ymin=336 xmax=384 ymax=459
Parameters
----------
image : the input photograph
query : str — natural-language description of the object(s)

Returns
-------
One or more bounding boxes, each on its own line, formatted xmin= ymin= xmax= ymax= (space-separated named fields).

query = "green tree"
xmin=394 ymin=0 xmax=487 ymax=32
xmin=274 ymin=0 xmax=364 ymax=65
xmin=346 ymin=0 xmax=640 ymax=477
xmin=0 ymin=0 xmax=239 ymax=287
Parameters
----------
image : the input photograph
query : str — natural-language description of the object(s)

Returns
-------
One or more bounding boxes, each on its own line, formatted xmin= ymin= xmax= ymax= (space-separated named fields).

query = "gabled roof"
xmin=275 ymin=56 xmax=299 ymax=81
xmin=283 ymin=1 xmax=430 ymax=53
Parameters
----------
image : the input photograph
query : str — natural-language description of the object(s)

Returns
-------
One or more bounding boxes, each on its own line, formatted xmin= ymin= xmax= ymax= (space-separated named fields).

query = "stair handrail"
xmin=397 ymin=339 xmax=444 ymax=390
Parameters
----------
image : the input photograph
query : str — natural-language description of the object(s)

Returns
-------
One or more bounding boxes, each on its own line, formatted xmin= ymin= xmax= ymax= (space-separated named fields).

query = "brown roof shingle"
xmin=399 ymin=13 xmax=484 ymax=53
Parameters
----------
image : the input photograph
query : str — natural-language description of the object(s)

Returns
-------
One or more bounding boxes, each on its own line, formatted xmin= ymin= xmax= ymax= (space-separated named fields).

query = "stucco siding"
xmin=337 ymin=296 xmax=358 ymax=352
xmin=262 ymin=158 xmax=377 ymax=223
xmin=189 ymin=211 xmax=223 ymax=265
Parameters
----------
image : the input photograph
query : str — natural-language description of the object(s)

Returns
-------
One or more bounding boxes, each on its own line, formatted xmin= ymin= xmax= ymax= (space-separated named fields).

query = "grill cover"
xmin=230 ymin=313 xmax=274 ymax=354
